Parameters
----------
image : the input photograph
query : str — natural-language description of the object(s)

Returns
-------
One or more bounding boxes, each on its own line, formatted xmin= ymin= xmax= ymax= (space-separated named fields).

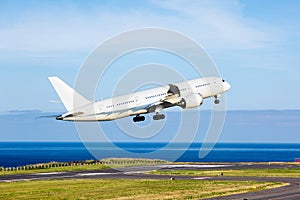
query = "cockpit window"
xmin=222 ymin=79 xmax=225 ymax=82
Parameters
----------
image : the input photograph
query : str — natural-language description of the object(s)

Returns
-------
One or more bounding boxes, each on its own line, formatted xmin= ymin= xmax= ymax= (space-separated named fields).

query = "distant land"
xmin=0 ymin=110 xmax=299 ymax=143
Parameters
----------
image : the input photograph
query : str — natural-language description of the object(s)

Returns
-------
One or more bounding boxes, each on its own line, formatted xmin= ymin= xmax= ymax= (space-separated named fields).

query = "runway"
xmin=0 ymin=163 xmax=300 ymax=199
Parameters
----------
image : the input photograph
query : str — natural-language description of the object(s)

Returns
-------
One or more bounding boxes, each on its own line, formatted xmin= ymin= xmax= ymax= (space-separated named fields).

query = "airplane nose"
xmin=224 ymin=82 xmax=231 ymax=91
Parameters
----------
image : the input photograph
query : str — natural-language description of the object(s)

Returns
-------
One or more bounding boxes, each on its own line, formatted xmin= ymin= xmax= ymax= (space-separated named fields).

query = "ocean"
xmin=0 ymin=142 xmax=300 ymax=167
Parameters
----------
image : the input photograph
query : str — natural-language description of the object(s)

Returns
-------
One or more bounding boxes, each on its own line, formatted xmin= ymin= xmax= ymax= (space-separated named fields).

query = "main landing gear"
xmin=132 ymin=113 xmax=166 ymax=122
xmin=153 ymin=113 xmax=165 ymax=120
xmin=133 ymin=115 xmax=145 ymax=122
xmin=214 ymin=95 xmax=220 ymax=104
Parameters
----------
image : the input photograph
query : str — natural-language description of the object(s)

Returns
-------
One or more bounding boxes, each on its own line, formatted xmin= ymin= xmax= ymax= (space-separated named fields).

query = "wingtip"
xmin=48 ymin=76 xmax=58 ymax=80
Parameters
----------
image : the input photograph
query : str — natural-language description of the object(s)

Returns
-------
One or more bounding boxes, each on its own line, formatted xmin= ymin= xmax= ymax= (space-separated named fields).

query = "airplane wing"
xmin=100 ymin=83 xmax=183 ymax=118
xmin=144 ymin=84 xmax=183 ymax=113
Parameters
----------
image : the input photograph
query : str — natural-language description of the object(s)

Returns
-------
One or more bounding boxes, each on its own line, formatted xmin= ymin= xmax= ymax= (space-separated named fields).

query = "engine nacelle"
xmin=179 ymin=93 xmax=203 ymax=109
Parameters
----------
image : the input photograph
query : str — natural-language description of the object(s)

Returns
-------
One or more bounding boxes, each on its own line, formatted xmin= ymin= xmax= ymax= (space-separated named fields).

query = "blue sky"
xmin=0 ymin=0 xmax=300 ymax=112
xmin=0 ymin=0 xmax=299 ymax=143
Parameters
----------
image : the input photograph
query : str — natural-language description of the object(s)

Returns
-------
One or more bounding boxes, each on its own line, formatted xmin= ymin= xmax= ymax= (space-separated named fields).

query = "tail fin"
xmin=48 ymin=76 xmax=91 ymax=111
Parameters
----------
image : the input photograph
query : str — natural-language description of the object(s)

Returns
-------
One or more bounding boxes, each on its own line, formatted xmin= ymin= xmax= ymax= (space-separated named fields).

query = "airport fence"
xmin=0 ymin=160 xmax=103 ymax=172
xmin=0 ymin=158 xmax=168 ymax=172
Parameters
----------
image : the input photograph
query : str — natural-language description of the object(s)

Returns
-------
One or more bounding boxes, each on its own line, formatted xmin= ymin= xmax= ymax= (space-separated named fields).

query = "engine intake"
xmin=179 ymin=93 xmax=203 ymax=109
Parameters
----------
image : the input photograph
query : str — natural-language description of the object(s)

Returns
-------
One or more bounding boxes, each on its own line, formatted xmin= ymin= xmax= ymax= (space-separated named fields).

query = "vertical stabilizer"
xmin=48 ymin=76 xmax=91 ymax=111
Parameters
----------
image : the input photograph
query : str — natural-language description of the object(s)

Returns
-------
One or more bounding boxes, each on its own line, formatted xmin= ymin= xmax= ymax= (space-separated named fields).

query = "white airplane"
xmin=48 ymin=76 xmax=230 ymax=122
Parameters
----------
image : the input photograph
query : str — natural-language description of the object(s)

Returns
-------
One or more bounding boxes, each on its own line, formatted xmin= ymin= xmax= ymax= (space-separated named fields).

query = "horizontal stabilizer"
xmin=48 ymin=76 xmax=91 ymax=111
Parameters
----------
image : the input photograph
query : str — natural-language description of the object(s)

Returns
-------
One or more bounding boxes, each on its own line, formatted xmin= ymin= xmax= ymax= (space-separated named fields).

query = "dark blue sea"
xmin=0 ymin=142 xmax=300 ymax=167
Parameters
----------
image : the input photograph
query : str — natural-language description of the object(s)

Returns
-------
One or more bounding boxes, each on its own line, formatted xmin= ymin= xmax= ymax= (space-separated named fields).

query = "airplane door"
xmin=133 ymin=96 xmax=140 ymax=106
xmin=98 ymin=104 xmax=104 ymax=113
xmin=211 ymin=78 xmax=221 ymax=95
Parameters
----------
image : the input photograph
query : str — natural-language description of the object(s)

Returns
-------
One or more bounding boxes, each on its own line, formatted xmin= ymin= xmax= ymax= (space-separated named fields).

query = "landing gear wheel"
xmin=133 ymin=115 xmax=145 ymax=122
xmin=153 ymin=114 xmax=165 ymax=120
xmin=214 ymin=99 xmax=220 ymax=104
xmin=214 ymin=95 xmax=220 ymax=104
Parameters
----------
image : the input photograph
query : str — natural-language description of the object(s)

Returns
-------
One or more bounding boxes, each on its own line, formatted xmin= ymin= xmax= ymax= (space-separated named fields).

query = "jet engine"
xmin=179 ymin=93 xmax=203 ymax=109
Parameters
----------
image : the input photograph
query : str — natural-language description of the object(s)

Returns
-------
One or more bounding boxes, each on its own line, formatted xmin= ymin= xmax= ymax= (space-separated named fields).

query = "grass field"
xmin=151 ymin=168 xmax=300 ymax=178
xmin=0 ymin=158 xmax=168 ymax=176
xmin=0 ymin=179 xmax=286 ymax=200
xmin=0 ymin=164 xmax=109 ymax=176
xmin=0 ymin=162 xmax=296 ymax=199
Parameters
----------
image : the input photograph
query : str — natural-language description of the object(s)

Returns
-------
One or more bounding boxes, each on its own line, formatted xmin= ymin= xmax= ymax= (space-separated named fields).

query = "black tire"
xmin=133 ymin=116 xmax=145 ymax=122
xmin=214 ymin=99 xmax=220 ymax=104
xmin=153 ymin=114 xmax=165 ymax=120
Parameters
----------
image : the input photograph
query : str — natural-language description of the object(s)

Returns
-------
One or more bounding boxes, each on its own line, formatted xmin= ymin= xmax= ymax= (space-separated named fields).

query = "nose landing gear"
xmin=214 ymin=95 xmax=220 ymax=104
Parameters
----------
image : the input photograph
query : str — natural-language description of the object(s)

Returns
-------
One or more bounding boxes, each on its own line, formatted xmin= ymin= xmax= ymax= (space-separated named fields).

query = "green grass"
xmin=0 ymin=158 xmax=169 ymax=176
xmin=0 ymin=179 xmax=286 ymax=200
xmin=150 ymin=168 xmax=300 ymax=178
xmin=0 ymin=164 xmax=109 ymax=176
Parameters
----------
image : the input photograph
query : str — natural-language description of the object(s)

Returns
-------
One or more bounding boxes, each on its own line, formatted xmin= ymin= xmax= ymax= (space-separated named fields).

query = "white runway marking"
xmin=76 ymin=172 xmax=115 ymax=176
xmin=33 ymin=172 xmax=66 ymax=176
xmin=192 ymin=177 xmax=211 ymax=180
xmin=159 ymin=164 xmax=232 ymax=168
xmin=1 ymin=178 xmax=44 ymax=182
xmin=124 ymin=170 xmax=153 ymax=175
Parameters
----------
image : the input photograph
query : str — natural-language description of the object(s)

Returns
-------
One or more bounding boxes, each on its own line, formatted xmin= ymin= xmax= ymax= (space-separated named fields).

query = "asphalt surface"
xmin=1 ymin=163 xmax=300 ymax=199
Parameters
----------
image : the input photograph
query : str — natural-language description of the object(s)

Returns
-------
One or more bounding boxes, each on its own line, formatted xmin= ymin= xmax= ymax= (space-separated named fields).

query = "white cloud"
xmin=151 ymin=0 xmax=278 ymax=49
xmin=0 ymin=0 xmax=278 ymax=53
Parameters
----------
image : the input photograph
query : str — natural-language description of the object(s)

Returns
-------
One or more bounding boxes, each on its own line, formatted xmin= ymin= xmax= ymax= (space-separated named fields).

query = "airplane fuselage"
xmin=52 ymin=76 xmax=230 ymax=122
